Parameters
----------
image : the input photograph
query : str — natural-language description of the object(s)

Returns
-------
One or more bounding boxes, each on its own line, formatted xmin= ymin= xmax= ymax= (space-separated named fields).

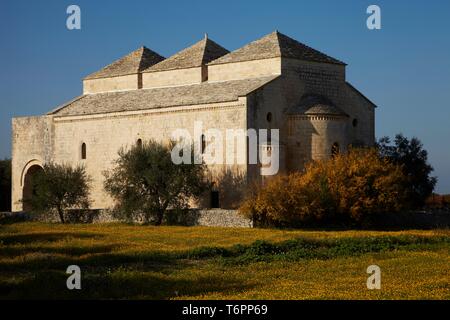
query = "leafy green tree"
xmin=377 ymin=134 xmax=437 ymax=208
xmin=0 ymin=159 xmax=11 ymax=211
xmin=24 ymin=163 xmax=91 ymax=223
xmin=104 ymin=140 xmax=207 ymax=225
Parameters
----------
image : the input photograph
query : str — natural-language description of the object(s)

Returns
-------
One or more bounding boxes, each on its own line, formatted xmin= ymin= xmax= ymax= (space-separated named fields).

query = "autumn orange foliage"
xmin=240 ymin=148 xmax=409 ymax=226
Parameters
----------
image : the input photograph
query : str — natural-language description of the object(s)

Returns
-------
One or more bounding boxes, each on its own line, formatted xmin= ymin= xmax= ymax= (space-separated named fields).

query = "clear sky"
xmin=1 ymin=0 xmax=449 ymax=193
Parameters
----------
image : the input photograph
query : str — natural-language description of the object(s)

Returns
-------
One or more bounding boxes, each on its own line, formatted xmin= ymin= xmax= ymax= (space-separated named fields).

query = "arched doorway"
xmin=22 ymin=165 xmax=43 ymax=211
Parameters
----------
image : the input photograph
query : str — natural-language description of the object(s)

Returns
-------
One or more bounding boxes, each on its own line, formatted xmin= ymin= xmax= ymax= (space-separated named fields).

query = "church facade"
xmin=11 ymin=31 xmax=376 ymax=212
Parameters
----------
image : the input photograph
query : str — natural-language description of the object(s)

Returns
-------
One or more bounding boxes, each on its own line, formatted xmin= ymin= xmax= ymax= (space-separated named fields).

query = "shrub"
xmin=104 ymin=139 xmax=208 ymax=225
xmin=240 ymin=148 xmax=409 ymax=227
xmin=23 ymin=163 xmax=91 ymax=223
xmin=239 ymin=173 xmax=332 ymax=227
xmin=181 ymin=235 xmax=448 ymax=265
xmin=0 ymin=159 xmax=11 ymax=212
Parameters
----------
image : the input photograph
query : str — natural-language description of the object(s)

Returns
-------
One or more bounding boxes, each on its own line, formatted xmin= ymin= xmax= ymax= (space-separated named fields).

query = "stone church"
xmin=11 ymin=31 xmax=376 ymax=212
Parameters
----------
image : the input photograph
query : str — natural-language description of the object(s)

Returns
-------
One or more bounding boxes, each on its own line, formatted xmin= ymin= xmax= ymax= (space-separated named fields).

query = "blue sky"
xmin=1 ymin=0 xmax=449 ymax=193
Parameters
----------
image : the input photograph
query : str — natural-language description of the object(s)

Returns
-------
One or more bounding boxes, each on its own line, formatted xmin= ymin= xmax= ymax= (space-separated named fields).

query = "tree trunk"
xmin=155 ymin=210 xmax=164 ymax=226
xmin=57 ymin=207 xmax=65 ymax=224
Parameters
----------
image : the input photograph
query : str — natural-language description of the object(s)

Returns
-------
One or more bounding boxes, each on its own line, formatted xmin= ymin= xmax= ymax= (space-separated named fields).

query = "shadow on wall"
xmin=198 ymin=168 xmax=247 ymax=210
xmin=287 ymin=118 xmax=318 ymax=171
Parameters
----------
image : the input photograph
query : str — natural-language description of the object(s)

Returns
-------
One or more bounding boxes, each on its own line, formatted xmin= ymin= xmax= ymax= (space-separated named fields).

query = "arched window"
xmin=331 ymin=142 xmax=340 ymax=157
xmin=81 ymin=143 xmax=87 ymax=160
xmin=201 ymin=134 xmax=206 ymax=154
xmin=352 ymin=118 xmax=358 ymax=127
xmin=266 ymin=112 xmax=272 ymax=123
xmin=136 ymin=139 xmax=142 ymax=148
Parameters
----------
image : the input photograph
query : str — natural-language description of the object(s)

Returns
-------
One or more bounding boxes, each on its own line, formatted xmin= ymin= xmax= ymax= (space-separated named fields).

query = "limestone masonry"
xmin=11 ymin=31 xmax=376 ymax=212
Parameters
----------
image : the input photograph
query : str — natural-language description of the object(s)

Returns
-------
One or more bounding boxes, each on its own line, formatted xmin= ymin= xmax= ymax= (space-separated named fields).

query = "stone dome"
xmin=286 ymin=94 xmax=348 ymax=117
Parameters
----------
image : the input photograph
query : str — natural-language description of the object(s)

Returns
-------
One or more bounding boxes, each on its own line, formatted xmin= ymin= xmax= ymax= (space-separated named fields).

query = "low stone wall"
xmin=165 ymin=209 xmax=253 ymax=228
xmin=372 ymin=210 xmax=450 ymax=229
xmin=1 ymin=209 xmax=253 ymax=228
xmin=5 ymin=210 xmax=448 ymax=229
xmin=197 ymin=209 xmax=253 ymax=227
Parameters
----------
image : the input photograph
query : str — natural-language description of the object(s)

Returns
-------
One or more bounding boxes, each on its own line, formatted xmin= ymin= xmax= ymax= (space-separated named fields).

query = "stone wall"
xmin=343 ymin=84 xmax=376 ymax=146
xmin=6 ymin=209 xmax=253 ymax=228
xmin=165 ymin=209 xmax=253 ymax=228
xmin=11 ymin=100 xmax=249 ymax=211
xmin=142 ymin=67 xmax=204 ymax=88
xmin=245 ymin=75 xmax=301 ymax=181
xmin=5 ymin=210 xmax=450 ymax=230
xmin=208 ymin=57 xmax=281 ymax=82
xmin=83 ymin=74 xmax=140 ymax=94
xmin=11 ymin=116 xmax=54 ymax=211
xmin=12 ymin=53 xmax=375 ymax=212
xmin=281 ymin=58 xmax=375 ymax=149
xmin=287 ymin=115 xmax=348 ymax=171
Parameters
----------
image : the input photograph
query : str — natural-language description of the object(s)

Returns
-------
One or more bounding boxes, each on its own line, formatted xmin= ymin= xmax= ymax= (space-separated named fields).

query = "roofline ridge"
xmin=273 ymin=30 xmax=283 ymax=57
xmin=50 ymin=75 xmax=281 ymax=117
xmin=143 ymin=37 xmax=206 ymax=72
xmin=84 ymin=46 xmax=165 ymax=80
xmin=137 ymin=46 xmax=165 ymax=72
xmin=278 ymin=32 xmax=346 ymax=65
xmin=200 ymin=36 xmax=209 ymax=64
xmin=47 ymin=94 xmax=87 ymax=115
xmin=345 ymin=81 xmax=377 ymax=108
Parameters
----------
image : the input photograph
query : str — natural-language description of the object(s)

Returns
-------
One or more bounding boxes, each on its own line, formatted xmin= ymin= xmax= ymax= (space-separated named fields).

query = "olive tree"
xmin=104 ymin=140 xmax=207 ymax=225
xmin=23 ymin=163 xmax=91 ymax=223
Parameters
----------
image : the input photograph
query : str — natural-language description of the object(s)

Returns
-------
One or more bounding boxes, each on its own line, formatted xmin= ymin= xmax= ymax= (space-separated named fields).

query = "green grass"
xmin=0 ymin=222 xmax=448 ymax=299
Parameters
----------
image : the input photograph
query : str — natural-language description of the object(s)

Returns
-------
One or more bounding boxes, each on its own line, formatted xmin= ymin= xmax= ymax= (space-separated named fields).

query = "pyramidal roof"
xmin=209 ymin=31 xmax=345 ymax=66
xmin=84 ymin=46 xmax=165 ymax=80
xmin=144 ymin=35 xmax=229 ymax=72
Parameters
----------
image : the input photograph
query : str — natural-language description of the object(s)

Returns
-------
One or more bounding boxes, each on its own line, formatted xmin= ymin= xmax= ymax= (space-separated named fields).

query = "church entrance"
xmin=22 ymin=165 xmax=43 ymax=212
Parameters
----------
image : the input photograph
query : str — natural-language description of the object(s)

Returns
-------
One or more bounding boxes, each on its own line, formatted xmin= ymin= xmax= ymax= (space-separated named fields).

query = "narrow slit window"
xmin=81 ymin=143 xmax=87 ymax=160
xmin=201 ymin=134 xmax=206 ymax=154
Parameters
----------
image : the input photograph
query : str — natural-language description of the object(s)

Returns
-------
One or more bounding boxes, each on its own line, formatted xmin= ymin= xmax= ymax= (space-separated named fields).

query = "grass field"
xmin=0 ymin=222 xmax=449 ymax=299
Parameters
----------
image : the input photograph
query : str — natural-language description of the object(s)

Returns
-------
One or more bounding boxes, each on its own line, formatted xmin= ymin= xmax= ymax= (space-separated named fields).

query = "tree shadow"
xmin=0 ymin=228 xmax=256 ymax=299
xmin=0 ymin=244 xmax=118 ymax=258
xmin=0 ymin=249 xmax=254 ymax=299
xmin=0 ymin=267 xmax=254 ymax=299
xmin=0 ymin=232 xmax=104 ymax=245
xmin=198 ymin=168 xmax=247 ymax=209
